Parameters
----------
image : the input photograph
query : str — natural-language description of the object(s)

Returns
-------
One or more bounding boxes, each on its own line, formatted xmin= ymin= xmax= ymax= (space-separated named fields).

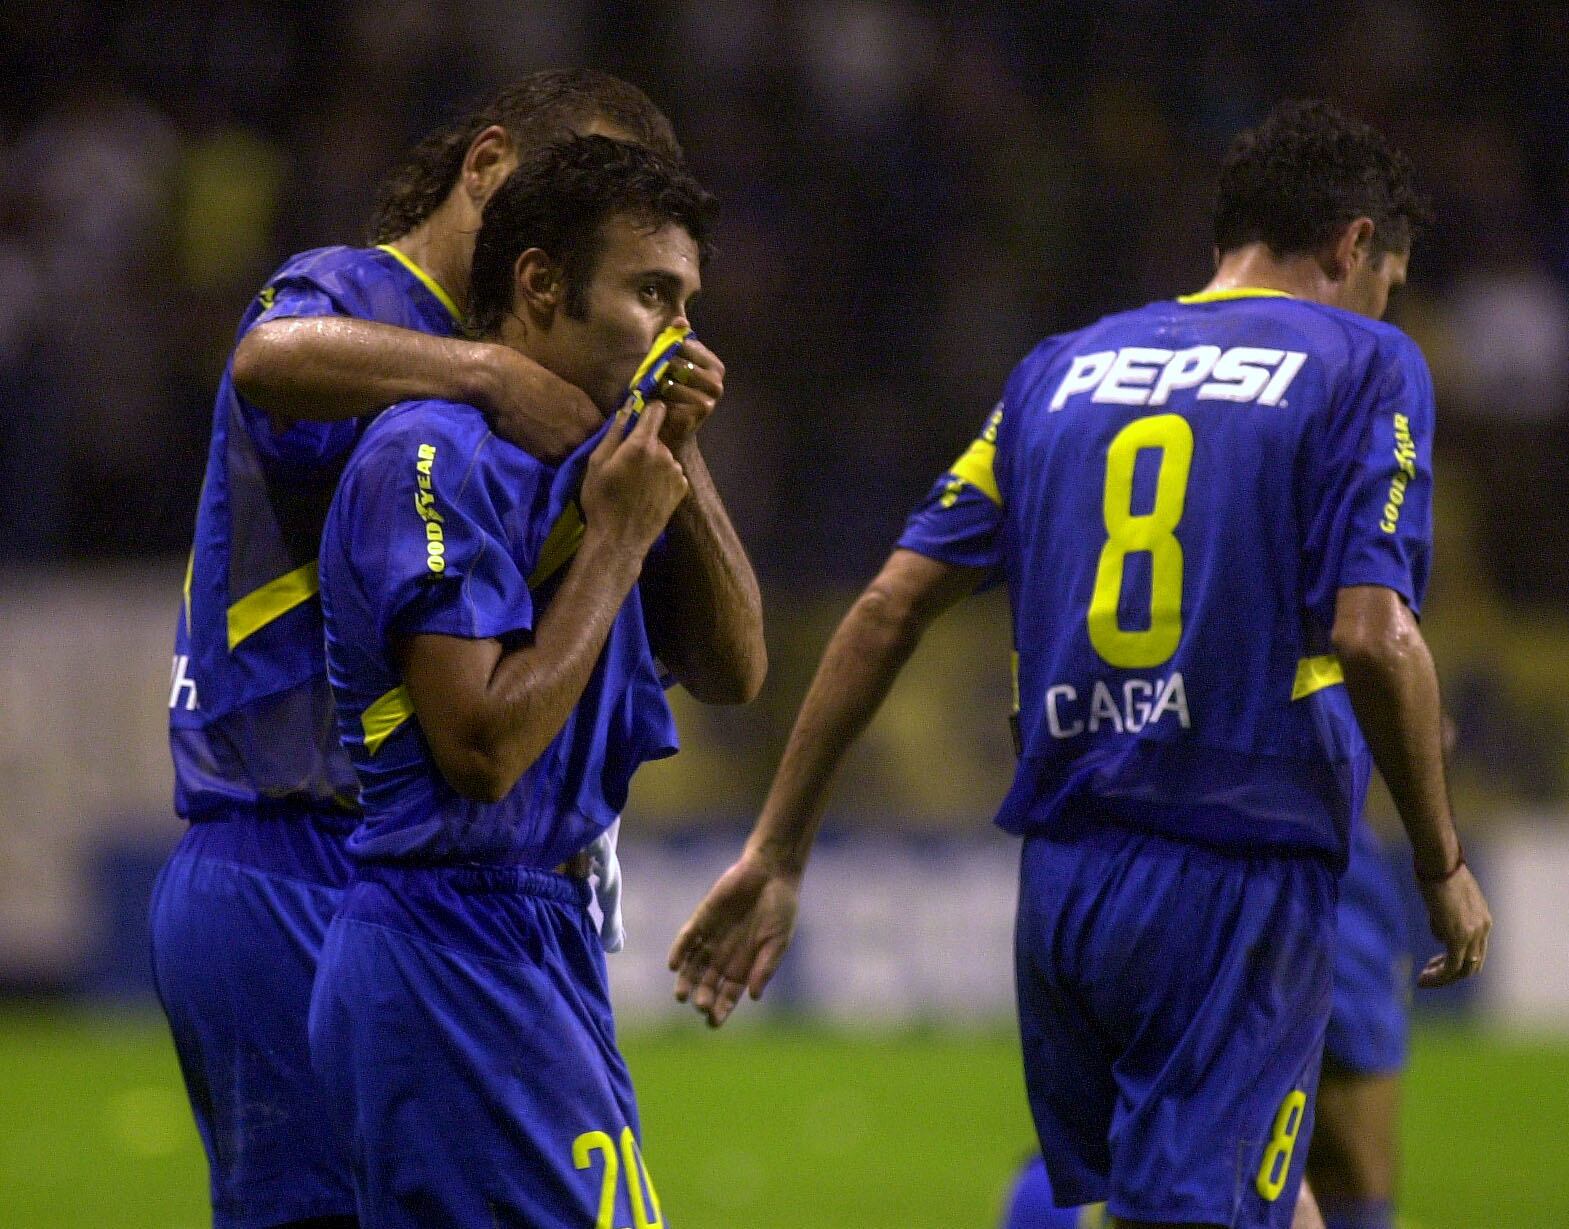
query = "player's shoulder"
xmin=260 ymin=243 xmax=381 ymax=286
xmin=347 ymin=399 xmax=490 ymax=484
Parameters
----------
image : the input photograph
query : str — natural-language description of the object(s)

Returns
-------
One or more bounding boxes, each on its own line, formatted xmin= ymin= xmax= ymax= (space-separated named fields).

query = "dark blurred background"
xmin=0 ymin=1 xmax=1567 ymax=1005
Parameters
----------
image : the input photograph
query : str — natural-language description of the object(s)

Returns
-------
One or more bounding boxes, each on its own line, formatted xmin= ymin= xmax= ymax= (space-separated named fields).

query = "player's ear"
xmin=512 ymin=248 xmax=563 ymax=323
xmin=1329 ymin=217 xmax=1376 ymax=280
xmin=463 ymin=125 xmax=518 ymax=208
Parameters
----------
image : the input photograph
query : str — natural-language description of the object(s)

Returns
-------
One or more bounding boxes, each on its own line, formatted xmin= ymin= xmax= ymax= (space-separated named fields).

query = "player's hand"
xmin=668 ymin=849 xmax=800 ymax=1028
xmin=482 ymin=344 xmax=602 ymax=464
xmin=581 ymin=400 xmax=689 ymax=553
xmin=654 ymin=339 xmax=724 ymax=450
xmin=1416 ymin=861 xmax=1492 ymax=987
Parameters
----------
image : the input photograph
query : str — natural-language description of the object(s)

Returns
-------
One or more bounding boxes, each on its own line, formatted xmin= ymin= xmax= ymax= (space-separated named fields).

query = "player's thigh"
xmin=311 ymin=876 xmax=651 ymax=1229
xmin=1074 ymin=837 xmax=1334 ymax=1229
xmin=1304 ymin=1066 xmax=1399 ymax=1202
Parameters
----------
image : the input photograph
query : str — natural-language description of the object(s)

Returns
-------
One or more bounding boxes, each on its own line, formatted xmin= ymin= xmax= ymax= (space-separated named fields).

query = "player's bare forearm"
xmin=669 ymin=549 xmax=984 ymax=1025
xmin=641 ymin=440 xmax=766 ymax=704
xmin=399 ymin=528 xmax=647 ymax=803
xmin=233 ymin=317 xmax=600 ymax=460
xmin=1331 ymin=585 xmax=1457 ymax=875
xmin=1333 ymin=584 xmax=1491 ymax=984
xmin=749 ymin=549 xmax=982 ymax=875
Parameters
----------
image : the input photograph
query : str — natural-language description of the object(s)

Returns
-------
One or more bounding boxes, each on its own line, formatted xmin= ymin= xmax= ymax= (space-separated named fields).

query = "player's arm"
xmin=233 ymin=316 xmax=602 ymax=463
xmin=1331 ymin=584 xmax=1491 ymax=986
xmin=398 ymin=404 xmax=688 ymax=803
xmin=669 ymin=548 xmax=985 ymax=1025
xmin=639 ymin=339 xmax=767 ymax=704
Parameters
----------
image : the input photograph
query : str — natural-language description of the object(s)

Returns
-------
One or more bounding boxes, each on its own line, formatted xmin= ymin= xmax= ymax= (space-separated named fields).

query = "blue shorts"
xmin=148 ymin=806 xmax=356 ymax=1229
xmin=1325 ymin=820 xmax=1410 ymax=1075
xmin=307 ymin=863 xmax=657 ymax=1229
xmin=1015 ymin=826 xmax=1335 ymax=1229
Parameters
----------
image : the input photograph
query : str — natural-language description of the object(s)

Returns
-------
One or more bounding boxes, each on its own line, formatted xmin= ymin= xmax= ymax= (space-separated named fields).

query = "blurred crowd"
xmin=0 ymin=2 xmax=1566 ymax=789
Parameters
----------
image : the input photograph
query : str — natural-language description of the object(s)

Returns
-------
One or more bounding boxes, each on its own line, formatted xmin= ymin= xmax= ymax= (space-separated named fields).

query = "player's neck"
xmin=384 ymin=204 xmax=473 ymax=317
xmin=1200 ymin=243 xmax=1337 ymax=305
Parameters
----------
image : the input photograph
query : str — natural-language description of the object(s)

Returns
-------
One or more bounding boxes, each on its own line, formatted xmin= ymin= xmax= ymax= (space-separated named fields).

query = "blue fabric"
xmin=1326 ymin=818 xmax=1410 ymax=1073
xmin=307 ymin=864 xmax=657 ymax=1228
xmin=1015 ymin=826 xmax=1334 ymax=1227
xmin=899 ymin=293 xmax=1436 ymax=866
xmin=172 ymin=245 xmax=460 ymax=819
xmin=1002 ymin=1156 xmax=1092 ymax=1228
xmin=319 ymin=399 xmax=678 ymax=868
xmin=148 ymin=811 xmax=355 ymax=1229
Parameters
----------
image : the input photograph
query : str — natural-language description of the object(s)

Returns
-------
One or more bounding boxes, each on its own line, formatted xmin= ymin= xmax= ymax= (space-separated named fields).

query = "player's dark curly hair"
xmin=468 ymin=135 xmax=717 ymax=336
xmin=367 ymin=69 xmax=681 ymax=245
xmin=1214 ymin=99 xmax=1433 ymax=258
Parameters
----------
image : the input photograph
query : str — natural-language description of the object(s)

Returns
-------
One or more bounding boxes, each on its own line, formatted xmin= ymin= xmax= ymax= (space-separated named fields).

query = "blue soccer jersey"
xmin=169 ymin=244 xmax=461 ymax=820
xmin=318 ymin=398 xmax=679 ymax=869
xmin=900 ymin=289 xmax=1435 ymax=864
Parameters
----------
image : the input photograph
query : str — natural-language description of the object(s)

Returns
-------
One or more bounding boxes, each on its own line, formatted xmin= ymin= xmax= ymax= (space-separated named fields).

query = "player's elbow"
xmin=1331 ymin=609 xmax=1421 ymax=675
xmin=853 ymin=577 xmax=925 ymax=647
xmin=230 ymin=324 xmax=287 ymax=405
xmin=430 ymin=735 xmax=530 ymax=805
xmin=687 ymin=647 xmax=767 ymax=706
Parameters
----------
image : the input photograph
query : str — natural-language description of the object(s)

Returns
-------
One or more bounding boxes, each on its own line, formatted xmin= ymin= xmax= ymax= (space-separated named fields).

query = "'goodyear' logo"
xmin=1380 ymin=413 xmax=1417 ymax=534
xmin=258 ymin=286 xmax=276 ymax=310
xmin=415 ymin=444 xmax=445 ymax=572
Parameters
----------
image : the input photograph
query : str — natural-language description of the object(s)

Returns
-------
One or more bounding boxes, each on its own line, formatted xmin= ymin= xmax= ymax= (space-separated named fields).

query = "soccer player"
xmin=150 ymin=71 xmax=685 ymax=1229
xmin=999 ymin=812 xmax=1413 ymax=1229
xmin=669 ymin=100 xmax=1491 ymax=1229
xmin=309 ymin=134 xmax=762 ymax=1227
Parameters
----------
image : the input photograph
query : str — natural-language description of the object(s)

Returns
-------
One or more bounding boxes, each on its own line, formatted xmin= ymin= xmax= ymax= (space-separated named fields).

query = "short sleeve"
xmin=1302 ymin=336 xmax=1435 ymax=618
xmin=339 ymin=424 xmax=539 ymax=645
xmin=896 ymin=402 xmax=1005 ymax=575
xmin=237 ymin=278 xmax=362 ymax=469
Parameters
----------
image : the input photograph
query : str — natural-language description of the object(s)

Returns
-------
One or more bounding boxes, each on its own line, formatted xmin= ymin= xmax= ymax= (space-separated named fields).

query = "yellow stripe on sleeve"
xmin=375 ymin=244 xmax=462 ymax=324
xmin=948 ymin=435 xmax=1001 ymax=505
xmin=529 ymin=505 xmax=587 ymax=589
xmin=361 ymin=683 xmax=415 ymax=756
xmin=1291 ymin=654 xmax=1345 ymax=700
xmin=226 ymin=561 xmax=320 ymax=650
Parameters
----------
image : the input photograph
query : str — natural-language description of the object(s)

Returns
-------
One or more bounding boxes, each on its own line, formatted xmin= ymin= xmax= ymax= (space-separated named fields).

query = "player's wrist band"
xmin=1415 ymin=844 xmax=1466 ymax=886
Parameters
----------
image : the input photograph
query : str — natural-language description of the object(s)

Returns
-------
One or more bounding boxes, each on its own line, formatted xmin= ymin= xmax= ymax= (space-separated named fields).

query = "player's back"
xmin=170 ymin=244 xmax=460 ymax=821
xmin=994 ymin=289 xmax=1434 ymax=865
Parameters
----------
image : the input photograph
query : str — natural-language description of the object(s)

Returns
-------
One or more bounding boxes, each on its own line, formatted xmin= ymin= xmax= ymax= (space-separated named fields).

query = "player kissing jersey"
xmin=310 ymin=397 xmax=678 ymax=1227
xmin=900 ymin=288 xmax=1435 ymax=867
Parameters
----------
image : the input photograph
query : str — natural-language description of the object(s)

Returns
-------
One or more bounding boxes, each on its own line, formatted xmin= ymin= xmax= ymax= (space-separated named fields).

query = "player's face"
xmin=546 ymin=214 xmax=700 ymax=413
xmin=1348 ymin=246 xmax=1409 ymax=320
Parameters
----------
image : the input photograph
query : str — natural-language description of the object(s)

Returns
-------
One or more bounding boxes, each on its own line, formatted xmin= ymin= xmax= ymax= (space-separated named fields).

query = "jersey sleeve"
xmin=341 ymin=424 xmax=539 ymax=645
xmin=234 ymin=269 xmax=368 ymax=470
xmin=1302 ymin=334 xmax=1435 ymax=618
xmin=896 ymin=402 xmax=1006 ymax=574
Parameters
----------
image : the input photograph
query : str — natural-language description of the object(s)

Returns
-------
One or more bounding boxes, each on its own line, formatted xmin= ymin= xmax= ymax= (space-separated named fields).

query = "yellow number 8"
xmin=1087 ymin=414 xmax=1193 ymax=668
xmin=1255 ymin=1088 xmax=1308 ymax=1201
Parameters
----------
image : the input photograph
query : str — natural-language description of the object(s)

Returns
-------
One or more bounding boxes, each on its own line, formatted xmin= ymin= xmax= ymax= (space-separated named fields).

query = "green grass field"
xmin=0 ymin=1007 xmax=1563 ymax=1227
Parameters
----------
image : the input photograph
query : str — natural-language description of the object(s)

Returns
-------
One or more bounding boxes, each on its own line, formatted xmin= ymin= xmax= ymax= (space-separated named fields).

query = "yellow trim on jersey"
xmin=362 ymin=683 xmax=415 ymax=756
xmin=375 ymin=244 xmax=462 ymax=324
xmin=1291 ymin=654 xmax=1345 ymax=700
xmin=182 ymin=548 xmax=195 ymax=629
xmin=530 ymin=505 xmax=587 ymax=589
xmin=1177 ymin=287 xmax=1295 ymax=304
xmin=947 ymin=434 xmax=1001 ymax=505
xmin=226 ymin=561 xmax=320 ymax=650
xmin=626 ymin=325 xmax=693 ymax=409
